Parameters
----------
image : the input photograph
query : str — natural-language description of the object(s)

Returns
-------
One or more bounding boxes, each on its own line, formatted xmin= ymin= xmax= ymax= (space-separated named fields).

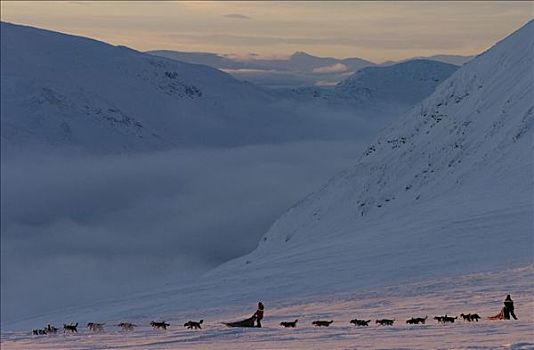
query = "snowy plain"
xmin=1 ymin=266 xmax=532 ymax=349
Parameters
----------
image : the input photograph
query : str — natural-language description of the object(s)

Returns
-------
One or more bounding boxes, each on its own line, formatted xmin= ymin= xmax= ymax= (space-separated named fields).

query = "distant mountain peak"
xmin=291 ymin=51 xmax=314 ymax=58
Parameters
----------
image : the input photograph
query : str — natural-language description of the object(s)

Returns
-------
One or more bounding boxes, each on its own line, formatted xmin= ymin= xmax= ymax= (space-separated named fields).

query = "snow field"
xmin=2 ymin=266 xmax=532 ymax=349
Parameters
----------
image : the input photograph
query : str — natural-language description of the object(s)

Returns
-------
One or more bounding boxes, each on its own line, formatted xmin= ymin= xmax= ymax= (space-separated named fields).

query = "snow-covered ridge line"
xmin=0 ymin=21 xmax=295 ymax=152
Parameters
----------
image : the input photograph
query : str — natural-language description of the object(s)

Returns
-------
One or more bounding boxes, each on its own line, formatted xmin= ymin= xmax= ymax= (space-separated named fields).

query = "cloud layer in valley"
xmin=1 ymin=140 xmax=365 ymax=322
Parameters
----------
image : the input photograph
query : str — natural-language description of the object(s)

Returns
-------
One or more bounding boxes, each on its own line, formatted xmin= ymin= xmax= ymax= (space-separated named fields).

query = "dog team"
xmin=32 ymin=320 xmax=201 ymax=334
xmin=31 ymin=294 xmax=518 ymax=335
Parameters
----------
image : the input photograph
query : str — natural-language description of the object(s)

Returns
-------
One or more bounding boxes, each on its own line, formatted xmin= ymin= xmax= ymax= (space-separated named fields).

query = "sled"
xmin=488 ymin=309 xmax=504 ymax=320
xmin=222 ymin=316 xmax=256 ymax=328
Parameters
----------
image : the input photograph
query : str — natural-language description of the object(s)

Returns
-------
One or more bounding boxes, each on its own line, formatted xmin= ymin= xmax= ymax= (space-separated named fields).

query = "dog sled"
xmin=222 ymin=316 xmax=256 ymax=328
xmin=488 ymin=309 xmax=504 ymax=320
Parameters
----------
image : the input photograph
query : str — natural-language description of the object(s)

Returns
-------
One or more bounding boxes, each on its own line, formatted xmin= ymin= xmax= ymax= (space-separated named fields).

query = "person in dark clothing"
xmin=503 ymin=294 xmax=518 ymax=320
xmin=488 ymin=294 xmax=518 ymax=320
xmin=252 ymin=302 xmax=264 ymax=327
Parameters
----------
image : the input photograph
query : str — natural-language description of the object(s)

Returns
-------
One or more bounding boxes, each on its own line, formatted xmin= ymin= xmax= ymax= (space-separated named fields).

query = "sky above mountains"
xmin=1 ymin=1 xmax=532 ymax=62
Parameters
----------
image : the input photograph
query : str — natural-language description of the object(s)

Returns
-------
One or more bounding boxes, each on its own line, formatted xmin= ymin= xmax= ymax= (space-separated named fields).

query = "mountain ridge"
xmin=0 ymin=21 xmax=304 ymax=152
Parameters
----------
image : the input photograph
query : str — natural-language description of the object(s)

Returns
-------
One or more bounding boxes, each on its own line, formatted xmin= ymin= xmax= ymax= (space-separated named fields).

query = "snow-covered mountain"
xmin=285 ymin=59 xmax=459 ymax=119
xmin=283 ymin=51 xmax=374 ymax=73
xmin=336 ymin=59 xmax=459 ymax=105
xmin=1 ymin=22 xmax=319 ymax=153
xmin=145 ymin=51 xmax=244 ymax=70
xmin=2 ymin=22 xmax=456 ymax=154
xmin=212 ymin=19 xmax=533 ymax=290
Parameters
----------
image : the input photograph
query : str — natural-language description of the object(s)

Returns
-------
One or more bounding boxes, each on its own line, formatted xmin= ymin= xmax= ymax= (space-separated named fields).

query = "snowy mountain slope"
xmin=203 ymin=19 xmax=534 ymax=294
xmin=412 ymin=54 xmax=474 ymax=66
xmin=145 ymin=51 xmax=244 ymax=70
xmin=282 ymin=59 xmax=459 ymax=122
xmin=426 ymin=55 xmax=474 ymax=66
xmin=0 ymin=22 xmax=319 ymax=153
xmin=336 ymin=59 xmax=459 ymax=105
xmin=380 ymin=54 xmax=474 ymax=67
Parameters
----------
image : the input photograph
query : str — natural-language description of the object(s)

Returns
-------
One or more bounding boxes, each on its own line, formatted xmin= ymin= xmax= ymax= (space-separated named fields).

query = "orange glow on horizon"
xmin=1 ymin=1 xmax=532 ymax=63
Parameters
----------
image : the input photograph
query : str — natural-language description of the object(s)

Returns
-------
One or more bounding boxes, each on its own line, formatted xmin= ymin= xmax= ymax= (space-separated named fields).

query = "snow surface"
xmin=1 ymin=266 xmax=532 ymax=349
xmin=337 ymin=59 xmax=459 ymax=106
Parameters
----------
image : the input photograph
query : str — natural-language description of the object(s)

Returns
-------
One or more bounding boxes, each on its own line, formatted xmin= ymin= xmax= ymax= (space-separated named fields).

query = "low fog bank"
xmin=1 ymin=140 xmax=365 ymax=323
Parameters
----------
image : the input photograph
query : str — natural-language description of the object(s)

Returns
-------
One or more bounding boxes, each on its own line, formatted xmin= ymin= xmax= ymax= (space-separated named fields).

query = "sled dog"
xmin=150 ymin=321 xmax=170 ymax=330
xmin=376 ymin=318 xmax=395 ymax=326
xmin=280 ymin=319 xmax=298 ymax=328
xmin=87 ymin=322 xmax=105 ymax=332
xmin=184 ymin=320 xmax=203 ymax=329
xmin=350 ymin=319 xmax=371 ymax=326
xmin=117 ymin=322 xmax=136 ymax=331
xmin=63 ymin=323 xmax=78 ymax=333
xmin=312 ymin=320 xmax=333 ymax=327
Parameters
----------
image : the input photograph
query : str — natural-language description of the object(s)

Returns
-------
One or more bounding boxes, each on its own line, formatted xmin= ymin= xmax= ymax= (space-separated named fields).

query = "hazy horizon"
xmin=1 ymin=1 xmax=532 ymax=63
